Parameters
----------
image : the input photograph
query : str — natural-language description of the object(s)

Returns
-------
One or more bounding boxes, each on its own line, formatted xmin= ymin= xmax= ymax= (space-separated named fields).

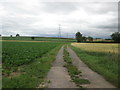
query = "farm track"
xmin=67 ymin=46 xmax=116 ymax=88
xmin=45 ymin=46 xmax=77 ymax=88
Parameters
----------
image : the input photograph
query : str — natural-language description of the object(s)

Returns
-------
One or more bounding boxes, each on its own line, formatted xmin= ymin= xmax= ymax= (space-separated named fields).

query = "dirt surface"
xmin=67 ymin=46 xmax=116 ymax=88
xmin=45 ymin=46 xmax=77 ymax=88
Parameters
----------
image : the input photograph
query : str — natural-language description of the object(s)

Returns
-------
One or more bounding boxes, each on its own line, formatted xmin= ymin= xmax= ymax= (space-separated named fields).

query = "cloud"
xmin=41 ymin=2 xmax=79 ymax=14
xmin=1 ymin=0 xmax=118 ymax=38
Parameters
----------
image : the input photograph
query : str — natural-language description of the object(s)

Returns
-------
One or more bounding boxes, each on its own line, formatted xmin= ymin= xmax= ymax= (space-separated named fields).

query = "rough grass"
xmin=64 ymin=64 xmax=81 ymax=77
xmin=73 ymin=78 xmax=90 ymax=85
xmin=63 ymin=46 xmax=90 ymax=87
xmin=2 ymin=45 xmax=61 ymax=88
xmin=71 ymin=45 xmax=118 ymax=87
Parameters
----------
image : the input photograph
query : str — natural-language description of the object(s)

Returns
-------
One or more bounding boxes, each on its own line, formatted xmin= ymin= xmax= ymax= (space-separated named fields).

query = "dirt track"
xmin=45 ymin=46 xmax=77 ymax=88
xmin=67 ymin=46 xmax=116 ymax=88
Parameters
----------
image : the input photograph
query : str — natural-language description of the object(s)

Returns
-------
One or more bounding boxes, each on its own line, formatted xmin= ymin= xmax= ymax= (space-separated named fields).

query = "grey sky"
xmin=0 ymin=0 xmax=119 ymax=38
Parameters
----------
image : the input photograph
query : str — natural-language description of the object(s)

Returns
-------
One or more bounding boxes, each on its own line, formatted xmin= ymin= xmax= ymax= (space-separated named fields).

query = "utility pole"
xmin=67 ymin=33 xmax=68 ymax=38
xmin=67 ymin=33 xmax=69 ymax=42
xmin=58 ymin=24 xmax=61 ymax=38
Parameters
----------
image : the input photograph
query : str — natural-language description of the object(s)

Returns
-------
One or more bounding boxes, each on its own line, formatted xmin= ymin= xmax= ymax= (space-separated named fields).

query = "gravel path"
xmin=45 ymin=46 xmax=77 ymax=88
xmin=67 ymin=46 xmax=116 ymax=88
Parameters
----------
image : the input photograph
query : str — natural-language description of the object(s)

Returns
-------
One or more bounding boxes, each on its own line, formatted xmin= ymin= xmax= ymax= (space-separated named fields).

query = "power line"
xmin=58 ymin=24 xmax=61 ymax=38
xmin=67 ymin=33 xmax=68 ymax=38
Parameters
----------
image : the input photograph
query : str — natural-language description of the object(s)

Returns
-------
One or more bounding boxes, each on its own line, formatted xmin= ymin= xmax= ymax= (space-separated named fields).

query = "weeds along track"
xmin=64 ymin=46 xmax=90 ymax=88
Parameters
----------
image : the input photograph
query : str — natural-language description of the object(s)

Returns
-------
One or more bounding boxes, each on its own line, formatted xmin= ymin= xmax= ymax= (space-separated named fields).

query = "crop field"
xmin=2 ymin=37 xmax=76 ymax=42
xmin=71 ymin=43 xmax=118 ymax=54
xmin=2 ymin=42 xmax=61 ymax=68
xmin=71 ymin=43 xmax=119 ymax=86
xmin=2 ymin=41 xmax=63 ymax=88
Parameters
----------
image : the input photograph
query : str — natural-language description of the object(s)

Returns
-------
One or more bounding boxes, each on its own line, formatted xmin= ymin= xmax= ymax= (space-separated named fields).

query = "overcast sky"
xmin=0 ymin=0 xmax=119 ymax=38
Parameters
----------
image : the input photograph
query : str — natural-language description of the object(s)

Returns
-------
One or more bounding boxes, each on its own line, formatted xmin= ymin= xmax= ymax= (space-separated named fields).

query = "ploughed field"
xmin=71 ymin=43 xmax=119 ymax=87
xmin=2 ymin=41 xmax=62 ymax=88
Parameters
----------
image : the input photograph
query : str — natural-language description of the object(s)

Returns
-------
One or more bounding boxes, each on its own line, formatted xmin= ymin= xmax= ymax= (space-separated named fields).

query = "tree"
xmin=75 ymin=32 xmax=82 ymax=42
xmin=111 ymin=32 xmax=120 ymax=43
xmin=10 ymin=35 xmax=12 ymax=37
xmin=31 ymin=37 xmax=35 ymax=40
xmin=0 ymin=34 xmax=1 ymax=37
xmin=87 ymin=36 xmax=93 ymax=41
xmin=16 ymin=34 xmax=20 ymax=37
xmin=82 ymin=36 xmax=87 ymax=42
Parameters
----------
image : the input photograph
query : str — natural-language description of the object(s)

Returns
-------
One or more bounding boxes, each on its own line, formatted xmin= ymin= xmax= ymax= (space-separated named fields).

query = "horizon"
xmin=1 ymin=35 xmax=112 ymax=39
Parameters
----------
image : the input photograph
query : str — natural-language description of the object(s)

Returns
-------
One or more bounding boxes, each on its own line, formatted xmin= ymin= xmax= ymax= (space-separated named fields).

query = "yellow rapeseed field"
xmin=71 ymin=43 xmax=119 ymax=54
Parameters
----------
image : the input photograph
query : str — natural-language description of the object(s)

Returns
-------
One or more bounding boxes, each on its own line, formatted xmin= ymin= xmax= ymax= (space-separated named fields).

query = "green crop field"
xmin=2 ymin=37 xmax=76 ymax=42
xmin=3 ymin=42 xmax=60 ymax=67
xmin=2 ymin=41 xmax=63 ymax=88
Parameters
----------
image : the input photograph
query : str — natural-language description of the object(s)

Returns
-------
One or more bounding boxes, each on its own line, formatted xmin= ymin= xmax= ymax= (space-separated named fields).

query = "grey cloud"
xmin=94 ymin=22 xmax=118 ymax=31
xmin=83 ymin=2 xmax=118 ymax=14
xmin=2 ymin=1 xmax=43 ymax=16
xmin=42 ymin=2 xmax=118 ymax=15
xmin=42 ymin=2 xmax=79 ymax=14
xmin=96 ymin=25 xmax=117 ymax=30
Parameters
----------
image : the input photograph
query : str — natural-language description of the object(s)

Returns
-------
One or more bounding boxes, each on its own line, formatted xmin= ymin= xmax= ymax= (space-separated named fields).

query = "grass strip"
xmin=63 ymin=46 xmax=90 ymax=87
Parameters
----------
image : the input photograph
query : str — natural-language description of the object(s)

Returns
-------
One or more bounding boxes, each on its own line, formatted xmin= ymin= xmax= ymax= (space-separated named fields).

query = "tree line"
xmin=75 ymin=32 xmax=93 ymax=42
xmin=76 ymin=32 xmax=120 ymax=43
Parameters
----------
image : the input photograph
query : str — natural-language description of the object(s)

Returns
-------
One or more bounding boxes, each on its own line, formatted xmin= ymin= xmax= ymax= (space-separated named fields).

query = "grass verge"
xmin=2 ymin=45 xmax=62 ymax=88
xmin=63 ymin=46 xmax=90 ymax=87
xmin=71 ymin=46 xmax=118 ymax=87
